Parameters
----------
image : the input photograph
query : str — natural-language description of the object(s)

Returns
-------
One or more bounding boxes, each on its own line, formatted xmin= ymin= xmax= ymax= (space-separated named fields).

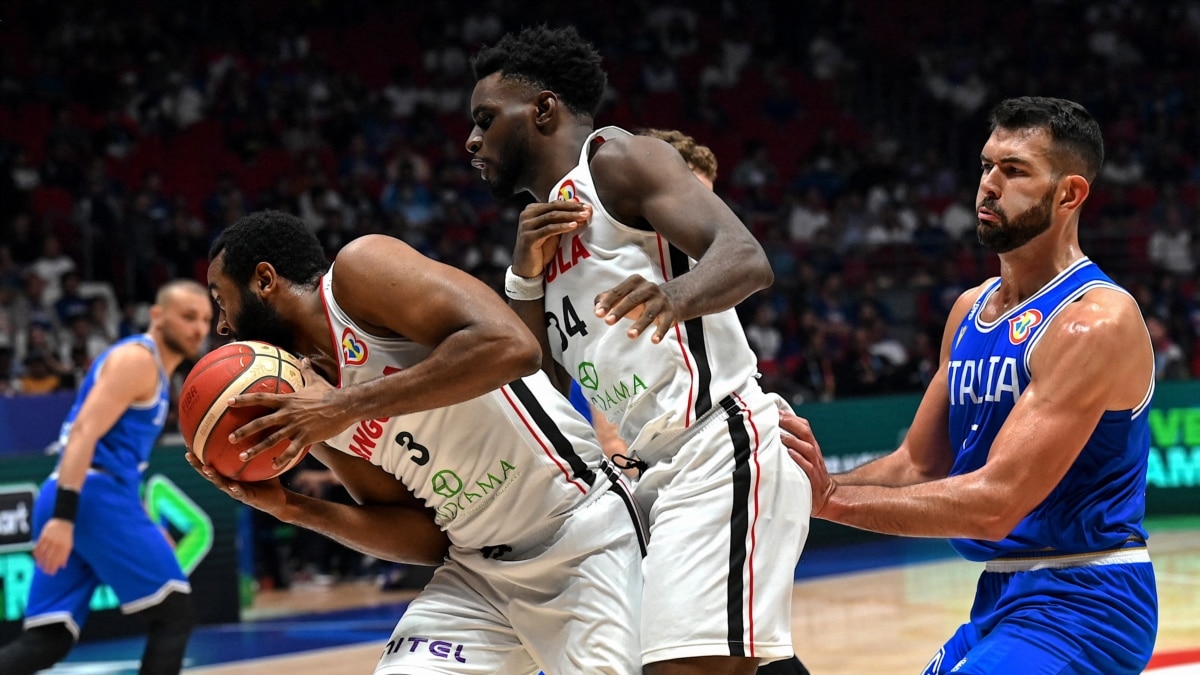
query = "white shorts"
xmin=632 ymin=383 xmax=811 ymax=665
xmin=373 ymin=490 xmax=643 ymax=675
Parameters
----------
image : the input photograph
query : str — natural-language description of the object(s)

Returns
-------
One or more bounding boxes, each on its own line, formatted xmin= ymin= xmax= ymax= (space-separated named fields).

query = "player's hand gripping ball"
xmin=178 ymin=341 xmax=310 ymax=481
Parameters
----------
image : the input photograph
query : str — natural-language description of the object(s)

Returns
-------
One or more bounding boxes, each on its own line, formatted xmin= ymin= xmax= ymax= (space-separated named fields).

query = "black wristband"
xmin=52 ymin=487 xmax=80 ymax=523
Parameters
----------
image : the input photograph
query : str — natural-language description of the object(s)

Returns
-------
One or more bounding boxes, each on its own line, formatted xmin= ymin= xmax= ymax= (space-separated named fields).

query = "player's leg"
xmin=757 ymin=655 xmax=812 ymax=674
xmin=0 ymin=624 xmax=76 ymax=675
xmin=507 ymin=491 xmax=643 ymax=674
xmin=638 ymin=388 xmax=810 ymax=674
xmin=374 ymin=555 xmax=536 ymax=674
xmin=0 ymin=478 xmax=98 ymax=673
xmin=80 ymin=474 xmax=193 ymax=674
xmin=930 ymin=563 xmax=1156 ymax=674
xmin=134 ymin=590 xmax=195 ymax=675
xmin=921 ymin=622 xmax=979 ymax=675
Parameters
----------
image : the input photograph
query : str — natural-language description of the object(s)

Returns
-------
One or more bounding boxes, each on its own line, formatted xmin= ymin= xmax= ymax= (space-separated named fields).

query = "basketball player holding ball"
xmin=0 ymin=280 xmax=211 ymax=675
xmin=197 ymin=209 xmax=644 ymax=674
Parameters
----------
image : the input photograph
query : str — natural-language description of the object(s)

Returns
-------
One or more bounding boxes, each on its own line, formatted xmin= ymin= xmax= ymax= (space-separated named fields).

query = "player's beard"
xmin=487 ymin=132 xmax=531 ymax=199
xmin=231 ymin=287 xmax=297 ymax=353
xmin=161 ymin=326 xmax=201 ymax=360
xmin=977 ymin=187 xmax=1055 ymax=253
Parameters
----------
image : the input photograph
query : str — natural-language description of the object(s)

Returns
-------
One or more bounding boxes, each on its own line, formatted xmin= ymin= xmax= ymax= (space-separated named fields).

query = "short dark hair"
xmin=209 ymin=210 xmax=328 ymax=287
xmin=987 ymin=97 xmax=1104 ymax=182
xmin=471 ymin=25 xmax=607 ymax=117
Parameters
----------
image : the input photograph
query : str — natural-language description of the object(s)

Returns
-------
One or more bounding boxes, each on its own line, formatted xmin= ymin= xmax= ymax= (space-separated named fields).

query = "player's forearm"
xmin=334 ymin=325 xmax=541 ymax=420
xmin=510 ymin=297 xmax=570 ymax=393
xmin=56 ymin=435 xmax=100 ymax=491
xmin=275 ymin=491 xmax=450 ymax=565
xmin=662 ymin=236 xmax=772 ymax=321
xmin=836 ymin=449 xmax=944 ymax=488
xmin=822 ymin=478 xmax=1015 ymax=540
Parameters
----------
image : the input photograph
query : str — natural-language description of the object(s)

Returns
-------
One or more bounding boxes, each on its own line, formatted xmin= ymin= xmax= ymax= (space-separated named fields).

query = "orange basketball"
xmin=178 ymin=341 xmax=310 ymax=481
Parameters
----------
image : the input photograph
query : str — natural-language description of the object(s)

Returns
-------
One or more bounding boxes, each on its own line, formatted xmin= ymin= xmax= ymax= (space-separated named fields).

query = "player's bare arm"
xmin=34 ymin=345 xmax=159 ymax=575
xmin=589 ymin=134 xmax=773 ymax=342
xmin=229 ymin=234 xmax=543 ymax=458
xmin=783 ymin=286 xmax=983 ymax=503
xmin=789 ymin=286 xmax=1151 ymax=539
xmin=189 ymin=443 xmax=450 ymax=565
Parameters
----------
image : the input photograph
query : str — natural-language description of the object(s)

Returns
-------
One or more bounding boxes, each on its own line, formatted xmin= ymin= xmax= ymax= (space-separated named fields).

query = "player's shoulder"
xmin=589 ymin=132 xmax=683 ymax=182
xmin=334 ymin=234 xmax=412 ymax=267
xmin=91 ymin=340 xmax=159 ymax=394
xmin=1047 ymin=284 xmax=1145 ymax=342
xmin=105 ymin=339 xmax=158 ymax=369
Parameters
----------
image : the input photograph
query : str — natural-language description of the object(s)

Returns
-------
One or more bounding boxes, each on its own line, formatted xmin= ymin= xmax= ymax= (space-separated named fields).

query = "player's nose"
xmin=465 ymin=132 xmax=481 ymax=155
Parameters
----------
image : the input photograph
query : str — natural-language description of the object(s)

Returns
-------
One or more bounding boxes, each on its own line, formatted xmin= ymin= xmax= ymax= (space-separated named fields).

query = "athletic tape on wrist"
xmin=504 ymin=266 xmax=545 ymax=301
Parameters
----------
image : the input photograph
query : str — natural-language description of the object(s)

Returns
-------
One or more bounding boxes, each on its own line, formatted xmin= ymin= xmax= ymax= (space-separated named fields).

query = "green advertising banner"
xmin=0 ymin=445 xmax=240 ymax=644
xmin=795 ymin=381 xmax=1200 ymax=544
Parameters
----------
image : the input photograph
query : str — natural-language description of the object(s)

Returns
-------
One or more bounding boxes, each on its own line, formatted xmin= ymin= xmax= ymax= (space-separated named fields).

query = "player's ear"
xmin=253 ymin=261 xmax=278 ymax=295
xmin=1058 ymin=174 xmax=1090 ymax=213
xmin=534 ymin=91 xmax=557 ymax=129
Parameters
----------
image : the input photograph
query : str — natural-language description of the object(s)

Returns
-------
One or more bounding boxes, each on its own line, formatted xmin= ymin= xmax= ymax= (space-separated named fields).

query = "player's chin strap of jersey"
xmin=598 ymin=459 xmax=649 ymax=557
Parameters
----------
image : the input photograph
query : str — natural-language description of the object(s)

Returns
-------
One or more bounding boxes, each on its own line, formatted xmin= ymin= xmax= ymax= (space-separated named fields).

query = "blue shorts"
xmin=24 ymin=472 xmax=191 ymax=638
xmin=923 ymin=562 xmax=1157 ymax=674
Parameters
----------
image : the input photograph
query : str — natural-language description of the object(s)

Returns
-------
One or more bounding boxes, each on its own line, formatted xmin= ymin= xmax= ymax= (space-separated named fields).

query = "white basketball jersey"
xmin=319 ymin=266 xmax=610 ymax=550
xmin=543 ymin=126 xmax=759 ymax=450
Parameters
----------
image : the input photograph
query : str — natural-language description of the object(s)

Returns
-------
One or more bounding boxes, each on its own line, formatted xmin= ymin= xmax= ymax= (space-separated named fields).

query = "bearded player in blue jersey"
xmin=784 ymin=97 xmax=1157 ymax=674
xmin=0 ymin=280 xmax=211 ymax=675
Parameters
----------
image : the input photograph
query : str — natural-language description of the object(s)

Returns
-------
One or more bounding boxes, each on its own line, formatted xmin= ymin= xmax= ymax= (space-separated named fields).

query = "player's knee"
xmin=0 ymin=623 xmax=76 ymax=674
xmin=138 ymin=590 xmax=195 ymax=638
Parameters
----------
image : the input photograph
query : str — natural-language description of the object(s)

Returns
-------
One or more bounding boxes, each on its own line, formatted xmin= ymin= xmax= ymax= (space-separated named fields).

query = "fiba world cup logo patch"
xmin=557 ymin=180 xmax=578 ymax=202
xmin=341 ymin=327 xmax=368 ymax=366
xmin=1008 ymin=309 xmax=1043 ymax=345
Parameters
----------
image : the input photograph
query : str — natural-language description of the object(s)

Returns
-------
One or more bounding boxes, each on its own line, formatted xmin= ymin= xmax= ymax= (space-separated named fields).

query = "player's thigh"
xmin=922 ymin=622 xmax=980 ymax=675
xmin=79 ymin=482 xmax=189 ymax=610
xmin=23 ymin=554 xmax=99 ymax=638
xmin=373 ymin=562 xmax=537 ymax=675
xmin=934 ymin=619 xmax=1085 ymax=675
xmin=639 ymin=399 xmax=808 ymax=664
xmin=510 ymin=494 xmax=642 ymax=675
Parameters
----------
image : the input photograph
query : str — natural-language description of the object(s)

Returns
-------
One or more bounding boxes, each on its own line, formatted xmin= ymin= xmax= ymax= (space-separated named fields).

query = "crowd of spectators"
xmin=2 ymin=0 xmax=1200 ymax=407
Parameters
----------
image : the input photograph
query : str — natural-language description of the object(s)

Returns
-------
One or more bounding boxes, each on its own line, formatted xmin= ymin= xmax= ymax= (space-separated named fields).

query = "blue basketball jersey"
xmin=56 ymin=334 xmax=169 ymax=485
xmin=946 ymin=258 xmax=1153 ymax=562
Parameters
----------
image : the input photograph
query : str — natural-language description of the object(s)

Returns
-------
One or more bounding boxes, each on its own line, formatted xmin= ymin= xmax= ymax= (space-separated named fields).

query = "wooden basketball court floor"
xmin=47 ymin=518 xmax=1200 ymax=674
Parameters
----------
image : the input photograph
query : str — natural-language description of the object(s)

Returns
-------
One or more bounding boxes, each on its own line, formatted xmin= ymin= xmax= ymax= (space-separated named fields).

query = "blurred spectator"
xmin=941 ymin=186 xmax=978 ymax=242
xmin=54 ymin=270 xmax=90 ymax=325
xmin=30 ymin=237 xmax=77 ymax=306
xmin=1148 ymin=206 xmax=1195 ymax=277
xmin=1147 ymin=315 xmax=1189 ymax=380
xmin=787 ymin=187 xmax=831 ymax=243
xmin=17 ymin=350 xmax=66 ymax=394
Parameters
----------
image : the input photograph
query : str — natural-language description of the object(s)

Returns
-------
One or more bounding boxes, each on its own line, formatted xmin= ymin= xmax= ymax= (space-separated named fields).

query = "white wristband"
xmin=504 ymin=266 xmax=545 ymax=301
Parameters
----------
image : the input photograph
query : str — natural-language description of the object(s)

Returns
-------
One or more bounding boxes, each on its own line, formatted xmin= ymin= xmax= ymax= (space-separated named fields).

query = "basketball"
xmin=178 ymin=341 xmax=310 ymax=481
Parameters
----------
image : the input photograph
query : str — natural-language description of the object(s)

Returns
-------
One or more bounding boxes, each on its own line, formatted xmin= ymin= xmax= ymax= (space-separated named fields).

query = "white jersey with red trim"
xmin=318 ymin=266 xmax=610 ymax=551
xmin=542 ymin=126 xmax=759 ymax=452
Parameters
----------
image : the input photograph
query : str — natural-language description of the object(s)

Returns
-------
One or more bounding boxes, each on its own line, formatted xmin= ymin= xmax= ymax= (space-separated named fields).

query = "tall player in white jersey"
xmin=197 ymin=210 xmax=644 ymax=674
xmin=467 ymin=26 xmax=811 ymax=675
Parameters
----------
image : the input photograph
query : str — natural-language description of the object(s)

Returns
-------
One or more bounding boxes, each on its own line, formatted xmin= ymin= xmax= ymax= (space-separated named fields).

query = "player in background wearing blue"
xmin=783 ymin=97 xmax=1157 ymax=673
xmin=0 ymin=280 xmax=212 ymax=675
